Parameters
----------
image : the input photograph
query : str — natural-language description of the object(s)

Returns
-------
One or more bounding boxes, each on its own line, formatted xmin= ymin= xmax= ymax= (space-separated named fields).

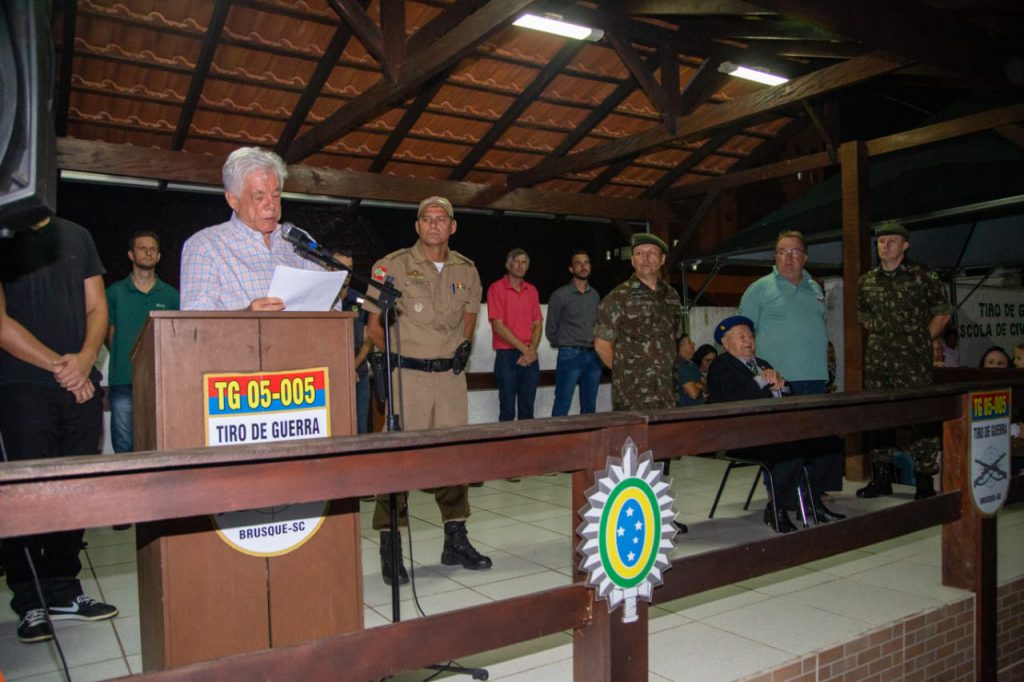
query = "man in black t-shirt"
xmin=0 ymin=216 xmax=119 ymax=643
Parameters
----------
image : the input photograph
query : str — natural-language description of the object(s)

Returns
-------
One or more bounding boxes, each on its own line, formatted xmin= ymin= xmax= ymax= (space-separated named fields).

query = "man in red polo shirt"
xmin=487 ymin=248 xmax=543 ymax=421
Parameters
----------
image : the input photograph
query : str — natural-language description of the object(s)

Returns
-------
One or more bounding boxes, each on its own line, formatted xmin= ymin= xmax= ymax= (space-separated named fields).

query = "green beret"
xmin=874 ymin=222 xmax=909 ymax=238
xmin=630 ymin=232 xmax=669 ymax=253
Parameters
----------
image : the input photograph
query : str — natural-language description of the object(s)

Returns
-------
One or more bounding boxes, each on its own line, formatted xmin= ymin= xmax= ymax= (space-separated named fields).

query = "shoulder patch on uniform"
xmin=372 ymin=266 xmax=388 ymax=283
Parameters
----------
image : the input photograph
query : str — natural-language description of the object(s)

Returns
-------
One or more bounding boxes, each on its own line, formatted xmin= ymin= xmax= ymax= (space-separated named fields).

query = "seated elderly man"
xmin=707 ymin=315 xmax=843 ymax=532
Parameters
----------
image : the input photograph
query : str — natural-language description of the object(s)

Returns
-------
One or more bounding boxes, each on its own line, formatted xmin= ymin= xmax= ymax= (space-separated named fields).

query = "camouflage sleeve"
xmin=593 ymin=289 xmax=620 ymax=343
xmin=924 ymin=269 xmax=951 ymax=316
xmin=856 ymin=274 xmax=873 ymax=328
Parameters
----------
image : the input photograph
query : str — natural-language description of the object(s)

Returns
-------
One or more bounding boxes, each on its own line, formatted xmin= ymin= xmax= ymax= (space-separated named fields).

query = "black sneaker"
xmin=17 ymin=609 xmax=53 ymax=643
xmin=48 ymin=594 xmax=119 ymax=622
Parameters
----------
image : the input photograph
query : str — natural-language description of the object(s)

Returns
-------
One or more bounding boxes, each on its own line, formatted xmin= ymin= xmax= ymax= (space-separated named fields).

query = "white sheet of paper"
xmin=267 ymin=266 xmax=346 ymax=312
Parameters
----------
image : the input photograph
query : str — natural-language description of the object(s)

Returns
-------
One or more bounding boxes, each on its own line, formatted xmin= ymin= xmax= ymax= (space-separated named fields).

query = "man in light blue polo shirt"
xmin=739 ymin=230 xmax=844 ymax=509
xmin=739 ymin=230 xmax=828 ymax=395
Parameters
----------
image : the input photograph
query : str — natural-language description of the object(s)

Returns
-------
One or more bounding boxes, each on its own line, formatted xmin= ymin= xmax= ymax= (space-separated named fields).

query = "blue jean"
xmin=355 ymin=373 xmax=370 ymax=434
xmin=108 ymin=384 xmax=134 ymax=453
xmin=551 ymin=347 xmax=602 ymax=416
xmin=494 ymin=349 xmax=539 ymax=421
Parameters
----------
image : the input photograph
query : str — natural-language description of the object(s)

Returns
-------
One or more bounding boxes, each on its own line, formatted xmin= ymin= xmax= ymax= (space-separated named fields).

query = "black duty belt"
xmin=389 ymin=353 xmax=455 ymax=373
xmin=560 ymin=345 xmax=595 ymax=352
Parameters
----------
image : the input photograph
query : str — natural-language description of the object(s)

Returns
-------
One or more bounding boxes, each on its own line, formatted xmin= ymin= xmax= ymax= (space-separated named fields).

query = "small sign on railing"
xmin=968 ymin=388 xmax=1012 ymax=516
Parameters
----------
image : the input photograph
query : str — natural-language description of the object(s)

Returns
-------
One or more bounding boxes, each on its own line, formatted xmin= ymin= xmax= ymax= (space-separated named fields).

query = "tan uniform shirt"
xmin=364 ymin=240 xmax=482 ymax=360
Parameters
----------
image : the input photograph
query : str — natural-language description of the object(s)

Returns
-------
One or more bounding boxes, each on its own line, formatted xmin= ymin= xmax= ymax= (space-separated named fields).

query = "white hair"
xmin=222 ymin=147 xmax=288 ymax=196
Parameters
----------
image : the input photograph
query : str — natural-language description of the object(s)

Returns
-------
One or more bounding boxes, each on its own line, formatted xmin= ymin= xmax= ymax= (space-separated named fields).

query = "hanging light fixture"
xmin=718 ymin=61 xmax=789 ymax=86
xmin=513 ymin=13 xmax=604 ymax=41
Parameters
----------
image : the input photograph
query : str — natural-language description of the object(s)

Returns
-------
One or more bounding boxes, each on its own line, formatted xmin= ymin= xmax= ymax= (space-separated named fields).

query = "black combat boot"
xmin=856 ymin=462 xmax=894 ymax=498
xmin=441 ymin=521 xmax=492 ymax=570
xmin=379 ymin=531 xmax=409 ymax=586
xmin=914 ymin=474 xmax=936 ymax=499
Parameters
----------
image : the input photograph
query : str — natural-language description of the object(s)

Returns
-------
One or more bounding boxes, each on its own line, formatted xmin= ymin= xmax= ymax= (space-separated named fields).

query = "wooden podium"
xmin=132 ymin=311 xmax=363 ymax=670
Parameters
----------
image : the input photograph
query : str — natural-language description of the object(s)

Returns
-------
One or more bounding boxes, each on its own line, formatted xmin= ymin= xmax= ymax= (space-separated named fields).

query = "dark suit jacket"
xmin=707 ymin=353 xmax=776 ymax=404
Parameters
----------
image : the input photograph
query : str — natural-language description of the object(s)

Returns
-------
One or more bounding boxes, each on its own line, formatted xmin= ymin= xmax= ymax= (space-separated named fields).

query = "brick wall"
xmin=999 ymin=576 xmax=1024 ymax=682
xmin=741 ymin=581 xmax=1024 ymax=682
xmin=739 ymin=598 xmax=975 ymax=682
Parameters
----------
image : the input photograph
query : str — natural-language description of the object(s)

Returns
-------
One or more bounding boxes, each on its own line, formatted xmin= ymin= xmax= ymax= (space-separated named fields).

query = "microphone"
xmin=281 ymin=222 xmax=336 ymax=264
xmin=281 ymin=222 xmax=321 ymax=251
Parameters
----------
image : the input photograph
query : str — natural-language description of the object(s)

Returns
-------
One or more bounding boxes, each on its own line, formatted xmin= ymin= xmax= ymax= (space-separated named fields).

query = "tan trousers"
xmin=372 ymin=368 xmax=471 ymax=529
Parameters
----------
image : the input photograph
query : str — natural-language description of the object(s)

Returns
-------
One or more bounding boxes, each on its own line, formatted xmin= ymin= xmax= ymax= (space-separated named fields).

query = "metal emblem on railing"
xmin=577 ymin=437 xmax=678 ymax=623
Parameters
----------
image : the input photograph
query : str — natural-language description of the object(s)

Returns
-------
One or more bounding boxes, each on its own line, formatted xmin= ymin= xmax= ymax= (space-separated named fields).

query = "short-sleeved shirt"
xmin=858 ymin=259 xmax=950 ymax=388
xmin=363 ymin=241 xmax=481 ymax=360
xmin=0 ymin=218 xmax=106 ymax=387
xmin=106 ymin=275 xmax=180 ymax=386
xmin=487 ymin=275 xmax=542 ymax=349
xmin=594 ymin=274 xmax=683 ymax=410
xmin=180 ymin=213 xmax=326 ymax=310
xmin=545 ymin=280 xmax=599 ymax=347
xmin=676 ymin=357 xmax=704 ymax=406
xmin=739 ymin=266 xmax=828 ymax=382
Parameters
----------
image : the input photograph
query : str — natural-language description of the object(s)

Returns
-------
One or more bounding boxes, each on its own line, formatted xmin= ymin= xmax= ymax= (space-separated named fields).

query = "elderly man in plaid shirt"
xmin=181 ymin=147 xmax=325 ymax=311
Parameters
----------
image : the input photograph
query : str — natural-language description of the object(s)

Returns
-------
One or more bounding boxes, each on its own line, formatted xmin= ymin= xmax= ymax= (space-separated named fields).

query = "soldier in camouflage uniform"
xmin=857 ymin=222 xmax=951 ymax=499
xmin=594 ymin=233 xmax=683 ymax=411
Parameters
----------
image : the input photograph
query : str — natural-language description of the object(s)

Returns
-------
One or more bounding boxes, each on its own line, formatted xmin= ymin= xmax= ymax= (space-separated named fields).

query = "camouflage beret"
xmin=630 ymin=232 xmax=669 ymax=253
xmin=874 ymin=222 xmax=909 ymax=238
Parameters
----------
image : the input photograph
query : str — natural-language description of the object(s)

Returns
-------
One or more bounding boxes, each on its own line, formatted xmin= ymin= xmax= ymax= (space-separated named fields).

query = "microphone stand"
xmin=287 ymin=235 xmax=487 ymax=680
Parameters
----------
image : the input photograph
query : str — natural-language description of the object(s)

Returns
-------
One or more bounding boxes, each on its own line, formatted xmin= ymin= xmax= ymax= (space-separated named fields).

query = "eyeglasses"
xmin=775 ymin=248 xmax=805 ymax=257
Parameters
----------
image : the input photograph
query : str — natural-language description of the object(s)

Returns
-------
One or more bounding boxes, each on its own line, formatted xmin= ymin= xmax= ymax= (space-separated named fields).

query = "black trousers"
xmin=732 ymin=440 xmax=839 ymax=510
xmin=0 ymin=383 xmax=102 ymax=616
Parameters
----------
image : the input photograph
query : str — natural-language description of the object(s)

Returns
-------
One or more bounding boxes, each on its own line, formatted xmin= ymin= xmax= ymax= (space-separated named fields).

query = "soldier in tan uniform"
xmin=363 ymin=196 xmax=492 ymax=585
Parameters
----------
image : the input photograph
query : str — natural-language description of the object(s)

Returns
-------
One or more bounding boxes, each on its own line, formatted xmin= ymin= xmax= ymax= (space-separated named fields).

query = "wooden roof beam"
xmin=619 ymin=0 xmax=771 ymax=15
xmin=171 ymin=0 xmax=231 ymax=151
xmin=748 ymin=0 xmax=1022 ymax=86
xmin=55 ymin=0 xmax=78 ymax=137
xmin=606 ymin=32 xmax=675 ymax=132
xmin=274 ymin=9 xmax=363 ymax=156
xmin=56 ymin=138 xmax=676 ymax=223
xmin=665 ymin=103 xmax=1024 ymax=200
xmin=449 ymin=40 xmax=584 ymax=181
xmin=327 ymin=0 xmax=387 ymax=74
xmin=369 ymin=76 xmax=446 ymax=173
xmin=284 ymin=0 xmax=544 ymax=164
xmin=507 ymin=51 xmax=907 ymax=188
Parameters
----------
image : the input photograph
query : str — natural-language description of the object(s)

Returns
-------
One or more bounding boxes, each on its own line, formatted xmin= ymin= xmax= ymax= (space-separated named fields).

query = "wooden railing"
xmin=1 ymin=380 xmax=1021 ymax=681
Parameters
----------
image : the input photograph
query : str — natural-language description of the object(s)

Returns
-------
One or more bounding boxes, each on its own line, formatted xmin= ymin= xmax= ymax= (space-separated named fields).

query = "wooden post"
xmin=839 ymin=140 xmax=870 ymax=480
xmin=573 ymin=424 xmax=650 ymax=682
xmin=941 ymin=393 xmax=997 ymax=681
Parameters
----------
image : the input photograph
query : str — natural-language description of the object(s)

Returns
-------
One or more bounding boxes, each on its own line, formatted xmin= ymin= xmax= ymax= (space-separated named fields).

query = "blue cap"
xmin=714 ymin=315 xmax=755 ymax=345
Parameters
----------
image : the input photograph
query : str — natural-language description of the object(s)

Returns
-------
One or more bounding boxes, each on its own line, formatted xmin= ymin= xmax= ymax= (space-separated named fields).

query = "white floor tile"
xmin=649 ymin=621 xmax=793 ymax=682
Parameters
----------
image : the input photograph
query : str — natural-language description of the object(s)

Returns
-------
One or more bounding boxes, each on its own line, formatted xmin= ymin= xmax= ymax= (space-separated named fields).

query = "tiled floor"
xmin=1 ymin=456 xmax=1021 ymax=681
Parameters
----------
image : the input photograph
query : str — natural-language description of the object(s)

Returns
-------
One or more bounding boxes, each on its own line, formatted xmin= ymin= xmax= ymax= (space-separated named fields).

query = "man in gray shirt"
xmin=546 ymin=250 xmax=601 ymax=416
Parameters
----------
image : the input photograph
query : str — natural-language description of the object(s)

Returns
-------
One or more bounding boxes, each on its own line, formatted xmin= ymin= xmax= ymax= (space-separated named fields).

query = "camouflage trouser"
xmin=866 ymin=429 xmax=941 ymax=475
xmin=864 ymin=357 xmax=941 ymax=475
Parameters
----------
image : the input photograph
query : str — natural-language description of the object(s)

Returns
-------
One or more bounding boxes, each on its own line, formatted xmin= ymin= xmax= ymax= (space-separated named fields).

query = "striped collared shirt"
xmin=180 ymin=213 xmax=324 ymax=310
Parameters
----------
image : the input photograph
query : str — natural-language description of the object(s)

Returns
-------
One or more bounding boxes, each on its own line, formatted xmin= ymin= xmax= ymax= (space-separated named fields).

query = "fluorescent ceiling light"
xmin=513 ymin=13 xmax=602 ymax=41
xmin=718 ymin=61 xmax=789 ymax=86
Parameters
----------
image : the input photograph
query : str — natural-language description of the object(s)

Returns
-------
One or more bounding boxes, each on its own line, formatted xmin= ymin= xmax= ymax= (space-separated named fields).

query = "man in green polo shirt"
xmin=106 ymin=231 xmax=179 ymax=453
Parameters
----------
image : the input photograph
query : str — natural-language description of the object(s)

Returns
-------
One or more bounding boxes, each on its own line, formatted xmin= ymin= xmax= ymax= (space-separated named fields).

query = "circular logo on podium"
xmin=212 ymin=502 xmax=328 ymax=557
